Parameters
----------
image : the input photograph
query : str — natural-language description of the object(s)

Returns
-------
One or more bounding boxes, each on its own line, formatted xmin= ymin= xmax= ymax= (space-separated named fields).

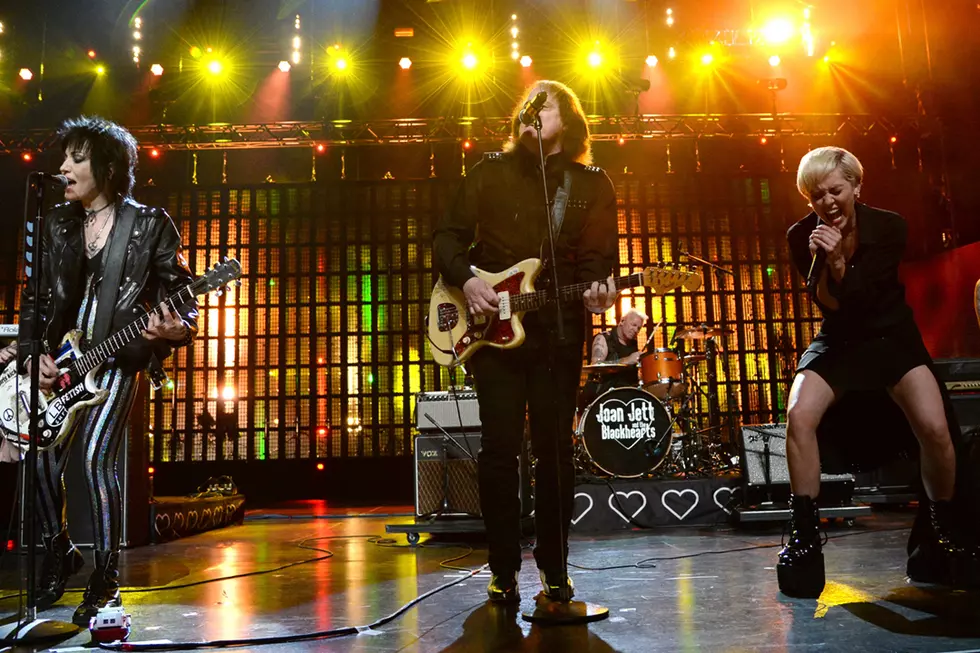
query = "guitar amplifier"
xmin=740 ymin=424 xmax=856 ymax=505
xmin=414 ymin=433 xmax=482 ymax=517
xmin=415 ymin=389 xmax=481 ymax=433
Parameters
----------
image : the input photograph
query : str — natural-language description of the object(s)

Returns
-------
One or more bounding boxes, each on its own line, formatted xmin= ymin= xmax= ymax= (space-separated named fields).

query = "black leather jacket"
xmin=18 ymin=197 xmax=198 ymax=373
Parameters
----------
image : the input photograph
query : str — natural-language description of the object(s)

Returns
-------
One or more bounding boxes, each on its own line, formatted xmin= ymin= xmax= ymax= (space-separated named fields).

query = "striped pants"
xmin=34 ymin=366 xmax=140 ymax=551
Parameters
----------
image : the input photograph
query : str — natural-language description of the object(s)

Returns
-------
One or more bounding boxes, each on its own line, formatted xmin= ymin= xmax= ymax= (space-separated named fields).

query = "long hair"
xmin=504 ymin=80 xmax=592 ymax=165
xmin=57 ymin=116 xmax=139 ymax=200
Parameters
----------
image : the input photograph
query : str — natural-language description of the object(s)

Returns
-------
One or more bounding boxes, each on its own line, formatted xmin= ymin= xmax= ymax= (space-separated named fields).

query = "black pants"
xmin=468 ymin=340 xmax=582 ymax=575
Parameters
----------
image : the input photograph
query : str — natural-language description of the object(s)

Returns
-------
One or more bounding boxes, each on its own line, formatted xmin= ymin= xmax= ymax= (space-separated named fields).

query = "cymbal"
xmin=682 ymin=354 xmax=707 ymax=364
xmin=583 ymin=362 xmax=633 ymax=374
xmin=673 ymin=325 xmax=731 ymax=340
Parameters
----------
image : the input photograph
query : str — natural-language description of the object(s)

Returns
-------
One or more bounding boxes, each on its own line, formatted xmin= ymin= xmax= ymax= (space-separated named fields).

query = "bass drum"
xmin=576 ymin=387 xmax=673 ymax=478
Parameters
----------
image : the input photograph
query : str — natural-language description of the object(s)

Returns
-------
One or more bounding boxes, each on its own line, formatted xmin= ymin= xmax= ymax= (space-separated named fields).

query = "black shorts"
xmin=796 ymin=319 xmax=933 ymax=392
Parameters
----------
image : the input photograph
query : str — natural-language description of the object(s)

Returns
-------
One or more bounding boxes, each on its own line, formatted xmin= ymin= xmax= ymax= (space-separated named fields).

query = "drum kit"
xmin=575 ymin=324 xmax=734 ymax=479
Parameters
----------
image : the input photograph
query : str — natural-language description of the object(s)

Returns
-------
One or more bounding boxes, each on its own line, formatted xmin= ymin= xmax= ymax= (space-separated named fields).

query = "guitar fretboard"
xmin=509 ymin=272 xmax=646 ymax=313
xmin=70 ymin=287 xmax=194 ymax=377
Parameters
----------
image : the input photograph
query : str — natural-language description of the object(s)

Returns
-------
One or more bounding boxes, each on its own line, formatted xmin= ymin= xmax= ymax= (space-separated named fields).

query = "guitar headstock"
xmin=191 ymin=257 xmax=243 ymax=297
xmin=640 ymin=264 xmax=702 ymax=295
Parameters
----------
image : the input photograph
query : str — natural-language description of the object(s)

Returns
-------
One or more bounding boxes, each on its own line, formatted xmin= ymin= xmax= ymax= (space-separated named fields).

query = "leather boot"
xmin=777 ymin=495 xmax=825 ymax=598
xmin=36 ymin=529 xmax=84 ymax=611
xmin=538 ymin=569 xmax=574 ymax=603
xmin=72 ymin=550 xmax=122 ymax=626
xmin=908 ymin=499 xmax=980 ymax=588
xmin=487 ymin=570 xmax=520 ymax=603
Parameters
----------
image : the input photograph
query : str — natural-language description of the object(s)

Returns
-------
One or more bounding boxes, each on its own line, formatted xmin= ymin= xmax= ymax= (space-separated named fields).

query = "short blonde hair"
xmin=621 ymin=307 xmax=648 ymax=324
xmin=796 ymin=146 xmax=864 ymax=200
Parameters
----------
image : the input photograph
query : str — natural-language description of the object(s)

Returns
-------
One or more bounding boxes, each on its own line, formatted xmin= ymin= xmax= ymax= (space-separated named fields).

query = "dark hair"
xmin=505 ymin=80 xmax=592 ymax=165
xmin=57 ymin=116 xmax=139 ymax=199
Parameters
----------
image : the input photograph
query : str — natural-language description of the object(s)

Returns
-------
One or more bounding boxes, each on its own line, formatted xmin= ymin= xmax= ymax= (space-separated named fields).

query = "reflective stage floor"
xmin=2 ymin=505 xmax=980 ymax=652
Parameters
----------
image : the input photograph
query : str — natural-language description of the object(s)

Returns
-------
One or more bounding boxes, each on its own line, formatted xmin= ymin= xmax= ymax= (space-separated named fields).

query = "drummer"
xmin=584 ymin=308 xmax=649 ymax=402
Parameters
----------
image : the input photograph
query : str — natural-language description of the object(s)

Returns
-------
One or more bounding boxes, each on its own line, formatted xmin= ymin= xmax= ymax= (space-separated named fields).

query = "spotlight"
xmin=291 ymin=51 xmax=300 ymax=65
xmin=150 ymin=63 xmax=164 ymax=76
xmin=461 ymin=52 xmax=478 ymax=70
xmin=278 ymin=60 xmax=291 ymax=72
xmin=316 ymin=462 xmax=325 ymax=471
xmin=189 ymin=46 xmax=203 ymax=59
xmin=334 ymin=58 xmax=348 ymax=71
xmin=510 ymin=50 xmax=520 ymax=61
xmin=462 ymin=139 xmax=472 ymax=150
xmin=519 ymin=55 xmax=532 ymax=68
xmin=316 ymin=143 xmax=326 ymax=153
xmin=87 ymin=49 xmax=97 ymax=59
xmin=21 ymin=152 xmax=32 ymax=162
xmin=149 ymin=148 xmax=160 ymax=158
xmin=148 ymin=466 xmax=155 ymax=476
xmin=668 ymin=47 xmax=677 ymax=60
xmin=587 ymin=51 xmax=603 ymax=68
xmin=890 ymin=136 xmax=898 ymax=144
xmin=618 ymin=137 xmax=625 ymax=146
xmin=760 ymin=137 xmax=768 ymax=145
xmin=133 ymin=30 xmax=142 ymax=40
xmin=769 ymin=55 xmax=781 ymax=67
xmin=761 ymin=18 xmax=796 ymax=45
xmin=645 ymin=55 xmax=659 ymax=67
xmin=666 ymin=16 xmax=674 ymax=26
xmin=96 ymin=65 xmax=106 ymax=75
xmin=221 ymin=386 xmax=236 ymax=401
xmin=700 ymin=53 xmax=714 ymax=66
xmin=398 ymin=57 xmax=412 ymax=70
xmin=18 ymin=68 xmax=33 ymax=81
xmin=207 ymin=59 xmax=223 ymax=75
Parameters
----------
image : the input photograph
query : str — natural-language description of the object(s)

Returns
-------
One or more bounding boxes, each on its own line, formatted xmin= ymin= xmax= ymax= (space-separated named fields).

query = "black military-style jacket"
xmin=432 ymin=147 xmax=617 ymax=346
xmin=18 ymin=197 xmax=198 ymax=373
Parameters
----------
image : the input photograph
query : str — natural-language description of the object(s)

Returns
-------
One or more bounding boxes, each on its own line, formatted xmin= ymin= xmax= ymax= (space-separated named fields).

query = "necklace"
xmin=86 ymin=208 xmax=114 ymax=254
xmin=83 ymin=202 xmax=112 ymax=226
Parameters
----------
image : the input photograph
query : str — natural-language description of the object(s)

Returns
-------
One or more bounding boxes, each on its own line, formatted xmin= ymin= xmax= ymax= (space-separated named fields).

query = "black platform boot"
xmin=777 ymin=495 xmax=825 ymax=598
xmin=907 ymin=499 xmax=980 ymax=588
xmin=36 ymin=529 xmax=85 ymax=611
xmin=487 ymin=570 xmax=520 ymax=603
xmin=72 ymin=550 xmax=122 ymax=627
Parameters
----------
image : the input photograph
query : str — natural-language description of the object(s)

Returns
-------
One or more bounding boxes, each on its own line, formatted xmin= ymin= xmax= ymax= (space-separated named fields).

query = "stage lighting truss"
xmin=0 ymin=114 xmax=932 ymax=153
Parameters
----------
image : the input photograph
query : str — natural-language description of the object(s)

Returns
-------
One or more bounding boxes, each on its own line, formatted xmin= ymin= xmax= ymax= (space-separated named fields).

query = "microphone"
xmin=32 ymin=172 xmax=69 ymax=188
xmin=807 ymin=249 xmax=826 ymax=291
xmin=518 ymin=91 xmax=549 ymax=126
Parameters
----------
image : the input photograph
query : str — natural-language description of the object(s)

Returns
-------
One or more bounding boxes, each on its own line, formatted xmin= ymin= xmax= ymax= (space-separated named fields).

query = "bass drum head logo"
xmin=578 ymin=387 xmax=671 ymax=477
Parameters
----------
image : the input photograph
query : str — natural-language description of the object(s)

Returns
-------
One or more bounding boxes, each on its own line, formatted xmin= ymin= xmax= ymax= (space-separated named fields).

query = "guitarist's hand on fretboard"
xmin=463 ymin=277 xmax=500 ymax=317
xmin=583 ymin=275 xmax=618 ymax=314
xmin=143 ymin=301 xmax=189 ymax=341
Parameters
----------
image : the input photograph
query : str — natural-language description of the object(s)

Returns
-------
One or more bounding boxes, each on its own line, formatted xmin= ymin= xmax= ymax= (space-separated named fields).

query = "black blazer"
xmin=786 ymin=202 xmax=913 ymax=337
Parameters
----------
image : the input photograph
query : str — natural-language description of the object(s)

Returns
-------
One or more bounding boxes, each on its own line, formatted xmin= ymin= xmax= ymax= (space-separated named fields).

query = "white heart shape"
xmin=607 ymin=490 xmax=648 ymax=523
xmin=712 ymin=486 xmax=738 ymax=514
xmin=661 ymin=488 xmax=700 ymax=521
xmin=571 ymin=493 xmax=594 ymax=526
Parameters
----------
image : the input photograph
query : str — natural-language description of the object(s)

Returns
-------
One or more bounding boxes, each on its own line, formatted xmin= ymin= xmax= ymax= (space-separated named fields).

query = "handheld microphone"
xmin=32 ymin=172 xmax=69 ymax=188
xmin=807 ymin=249 xmax=826 ymax=291
xmin=518 ymin=91 xmax=549 ymax=126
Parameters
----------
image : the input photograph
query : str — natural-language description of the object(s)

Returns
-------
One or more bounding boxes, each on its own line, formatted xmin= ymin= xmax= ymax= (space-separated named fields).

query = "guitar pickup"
xmin=497 ymin=291 xmax=511 ymax=320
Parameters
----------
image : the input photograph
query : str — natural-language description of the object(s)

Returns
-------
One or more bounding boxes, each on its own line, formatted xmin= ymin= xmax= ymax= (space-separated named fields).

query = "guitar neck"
xmin=511 ymin=272 xmax=646 ymax=313
xmin=72 ymin=286 xmax=194 ymax=376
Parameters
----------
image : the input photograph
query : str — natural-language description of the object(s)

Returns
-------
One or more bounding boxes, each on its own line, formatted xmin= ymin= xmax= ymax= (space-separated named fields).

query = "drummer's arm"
xmin=622 ymin=351 xmax=641 ymax=365
xmin=590 ymin=334 xmax=608 ymax=364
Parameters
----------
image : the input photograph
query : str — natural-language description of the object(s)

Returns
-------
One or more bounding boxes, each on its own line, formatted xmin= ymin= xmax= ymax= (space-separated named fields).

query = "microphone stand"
xmin=521 ymin=116 xmax=608 ymax=626
xmin=0 ymin=175 xmax=80 ymax=642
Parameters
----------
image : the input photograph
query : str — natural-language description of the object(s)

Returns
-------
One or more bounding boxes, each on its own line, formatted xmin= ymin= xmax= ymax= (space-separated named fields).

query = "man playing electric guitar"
xmin=432 ymin=80 xmax=619 ymax=604
xmin=15 ymin=117 xmax=198 ymax=626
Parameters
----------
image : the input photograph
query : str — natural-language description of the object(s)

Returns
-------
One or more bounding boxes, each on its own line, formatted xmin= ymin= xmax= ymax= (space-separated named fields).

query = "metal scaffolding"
xmin=0 ymin=113 xmax=934 ymax=153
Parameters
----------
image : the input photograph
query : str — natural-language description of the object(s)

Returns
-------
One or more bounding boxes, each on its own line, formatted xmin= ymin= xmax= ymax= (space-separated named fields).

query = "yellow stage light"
xmin=700 ymin=53 xmax=714 ymax=66
xmin=96 ymin=65 xmax=106 ymax=75
xmin=207 ymin=59 xmax=223 ymax=75
xmin=761 ymin=18 xmax=796 ymax=45
xmin=646 ymin=55 xmax=658 ymax=67
xmin=462 ymin=52 xmax=478 ymax=70
xmin=769 ymin=55 xmax=781 ymax=67
xmin=668 ymin=47 xmax=677 ymax=60
xmin=587 ymin=51 xmax=603 ymax=68
xmin=335 ymin=58 xmax=349 ymax=71
xmin=520 ymin=55 xmax=532 ymax=68
xmin=150 ymin=63 xmax=164 ymax=76
xmin=190 ymin=46 xmax=203 ymax=59
xmin=666 ymin=16 xmax=674 ymax=26
xmin=291 ymin=51 xmax=300 ymax=64
xmin=278 ymin=60 xmax=291 ymax=72
xmin=511 ymin=50 xmax=520 ymax=61
xmin=398 ymin=57 xmax=412 ymax=70
xmin=19 ymin=68 xmax=33 ymax=81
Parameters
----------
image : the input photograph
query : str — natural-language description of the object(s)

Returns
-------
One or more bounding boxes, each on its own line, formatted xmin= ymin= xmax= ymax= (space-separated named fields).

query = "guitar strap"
xmin=551 ymin=169 xmax=573 ymax=238
xmin=92 ymin=200 xmax=138 ymax=345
